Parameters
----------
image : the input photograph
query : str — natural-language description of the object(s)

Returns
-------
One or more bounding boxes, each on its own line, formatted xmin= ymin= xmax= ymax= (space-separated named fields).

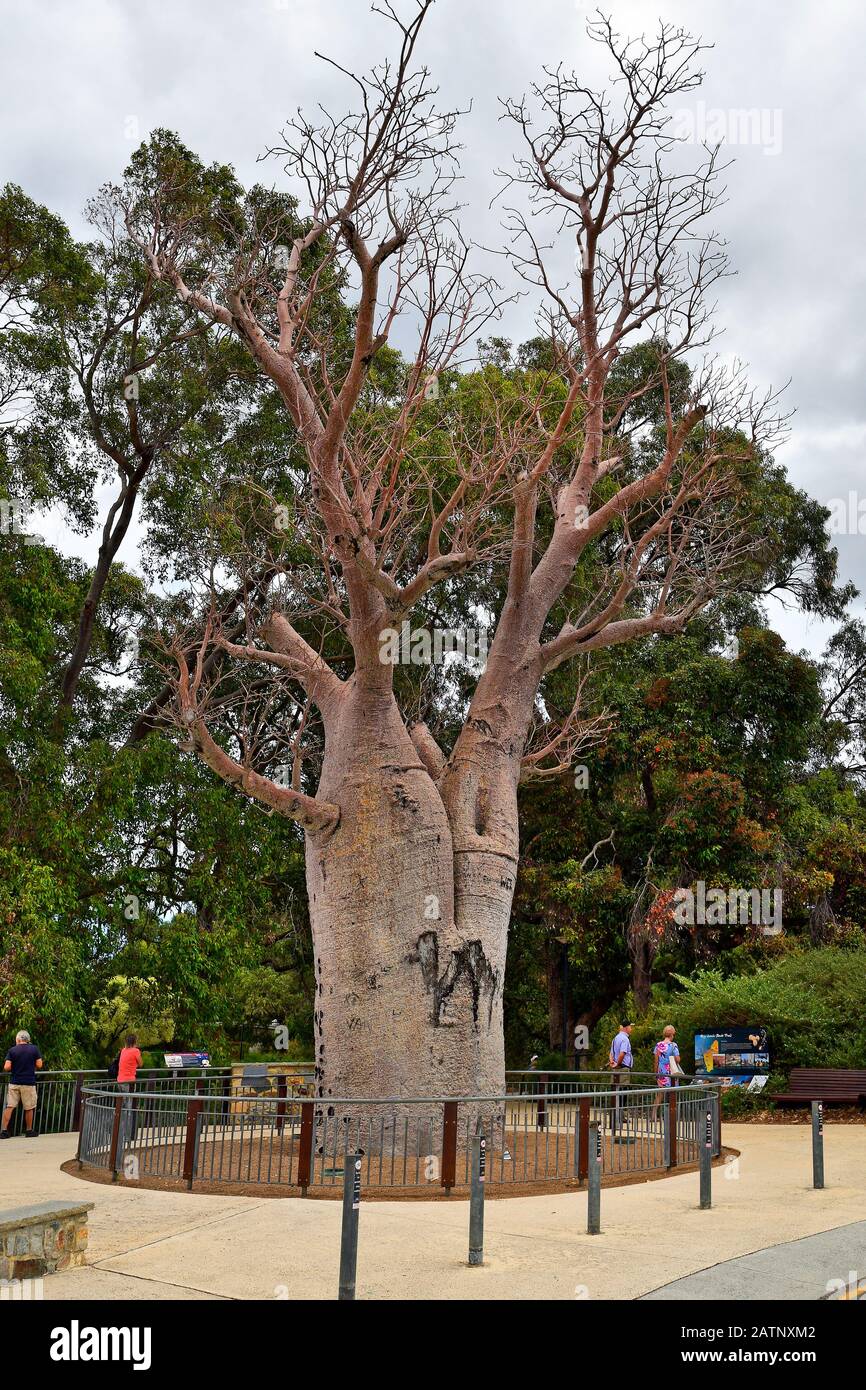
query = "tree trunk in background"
xmin=631 ymin=941 xmax=653 ymax=1014
xmin=546 ymin=938 xmax=571 ymax=1054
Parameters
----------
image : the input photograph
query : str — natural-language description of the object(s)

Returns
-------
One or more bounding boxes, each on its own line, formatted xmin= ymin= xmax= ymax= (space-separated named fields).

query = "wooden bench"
xmin=772 ymin=1068 xmax=866 ymax=1106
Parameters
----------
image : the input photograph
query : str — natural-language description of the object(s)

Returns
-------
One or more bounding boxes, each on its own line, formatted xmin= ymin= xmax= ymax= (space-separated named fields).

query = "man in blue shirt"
xmin=609 ymin=1021 xmax=633 ymax=1135
xmin=610 ymin=1021 xmax=634 ymax=1071
xmin=2 ymin=1029 xmax=43 ymax=1137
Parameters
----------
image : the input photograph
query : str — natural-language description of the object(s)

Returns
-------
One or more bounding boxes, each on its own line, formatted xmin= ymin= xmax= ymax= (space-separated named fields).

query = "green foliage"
xmin=590 ymin=946 xmax=866 ymax=1078
xmin=0 ymin=850 xmax=87 ymax=1064
xmin=89 ymin=976 xmax=175 ymax=1054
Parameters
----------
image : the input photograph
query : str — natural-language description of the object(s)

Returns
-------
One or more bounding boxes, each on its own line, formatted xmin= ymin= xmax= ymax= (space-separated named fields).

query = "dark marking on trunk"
xmin=390 ymin=781 xmax=420 ymax=814
xmin=467 ymin=717 xmax=493 ymax=737
xmin=412 ymin=930 xmax=499 ymax=1030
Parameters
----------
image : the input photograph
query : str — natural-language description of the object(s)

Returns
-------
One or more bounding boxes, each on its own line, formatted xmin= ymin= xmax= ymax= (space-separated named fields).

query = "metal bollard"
xmin=811 ymin=1101 xmax=825 ymax=1190
xmin=468 ymin=1131 xmax=486 ymax=1266
xmin=587 ymin=1120 xmax=602 ymax=1234
xmin=699 ymin=1104 xmax=713 ymax=1209
xmin=338 ymin=1150 xmax=362 ymax=1300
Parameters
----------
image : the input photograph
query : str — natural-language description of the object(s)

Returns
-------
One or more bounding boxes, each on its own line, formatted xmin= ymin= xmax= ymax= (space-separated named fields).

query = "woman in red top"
xmin=117 ymin=1034 xmax=142 ymax=1086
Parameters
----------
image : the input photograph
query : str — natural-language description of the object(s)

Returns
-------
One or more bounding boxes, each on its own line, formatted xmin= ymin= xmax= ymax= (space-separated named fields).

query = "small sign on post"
xmin=587 ymin=1120 xmax=602 ymax=1234
xmin=468 ymin=1132 xmax=486 ymax=1266
xmin=811 ymin=1101 xmax=825 ymax=1190
xmin=339 ymin=1152 xmax=362 ymax=1300
xmin=699 ymin=1107 xmax=713 ymax=1209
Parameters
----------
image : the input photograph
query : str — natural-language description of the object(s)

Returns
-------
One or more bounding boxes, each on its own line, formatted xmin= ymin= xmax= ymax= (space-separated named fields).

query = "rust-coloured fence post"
xmin=667 ymin=1091 xmax=678 ymax=1168
xmin=441 ymin=1101 xmax=458 ymax=1194
xmin=577 ymin=1096 xmax=590 ymax=1181
xmin=108 ymin=1097 xmax=124 ymax=1180
xmin=72 ymin=1072 xmax=84 ymax=1132
xmin=297 ymin=1101 xmax=314 ymax=1194
xmin=182 ymin=1098 xmax=204 ymax=1189
xmin=276 ymin=1075 xmax=287 ymax=1135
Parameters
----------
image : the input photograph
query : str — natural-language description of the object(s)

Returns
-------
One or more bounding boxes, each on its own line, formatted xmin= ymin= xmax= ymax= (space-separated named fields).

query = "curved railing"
xmin=76 ymin=1074 xmax=723 ymax=1194
xmin=0 ymin=1064 xmax=314 ymax=1135
xmin=1 ymin=1064 xmax=708 ymax=1136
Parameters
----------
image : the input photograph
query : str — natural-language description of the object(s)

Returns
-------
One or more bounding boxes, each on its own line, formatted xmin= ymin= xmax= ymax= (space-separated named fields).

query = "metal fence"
xmin=0 ymin=1065 xmax=315 ymax=1136
xmin=76 ymin=1074 xmax=722 ymax=1194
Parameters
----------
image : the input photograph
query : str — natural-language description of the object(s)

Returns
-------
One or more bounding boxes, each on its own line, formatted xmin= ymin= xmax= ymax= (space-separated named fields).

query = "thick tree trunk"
xmin=546 ymin=938 xmax=570 ymax=1054
xmin=306 ymin=681 xmax=509 ymax=1100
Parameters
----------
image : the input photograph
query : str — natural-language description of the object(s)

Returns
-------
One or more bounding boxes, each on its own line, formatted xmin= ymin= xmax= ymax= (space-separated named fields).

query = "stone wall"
xmin=0 ymin=1201 xmax=94 ymax=1280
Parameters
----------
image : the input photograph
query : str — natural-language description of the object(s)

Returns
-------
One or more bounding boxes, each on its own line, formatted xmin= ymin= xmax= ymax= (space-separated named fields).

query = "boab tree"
xmin=122 ymin=4 xmax=784 ymax=1098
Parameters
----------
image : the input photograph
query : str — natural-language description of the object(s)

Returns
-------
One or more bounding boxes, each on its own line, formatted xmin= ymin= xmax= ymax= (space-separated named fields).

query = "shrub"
xmin=589 ymin=946 xmax=866 ymax=1083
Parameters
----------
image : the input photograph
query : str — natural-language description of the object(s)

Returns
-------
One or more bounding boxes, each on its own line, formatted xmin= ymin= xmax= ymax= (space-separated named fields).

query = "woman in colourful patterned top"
xmin=653 ymin=1025 xmax=680 ymax=1114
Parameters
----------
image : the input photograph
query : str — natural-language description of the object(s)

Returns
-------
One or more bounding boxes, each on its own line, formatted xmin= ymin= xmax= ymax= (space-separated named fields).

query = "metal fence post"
xmin=667 ymin=1091 xmax=678 ymax=1168
xmin=811 ymin=1101 xmax=825 ymax=1190
xmin=587 ymin=1120 xmax=602 ymax=1234
xmin=76 ymin=1096 xmax=87 ymax=1168
xmin=72 ymin=1072 xmax=84 ymax=1132
xmin=699 ymin=1103 xmax=713 ymax=1209
xmin=712 ymin=1088 xmax=722 ymax=1158
xmin=183 ymin=1099 xmax=203 ymax=1189
xmin=468 ymin=1131 xmax=486 ymax=1266
xmin=276 ymin=1075 xmax=287 ymax=1135
xmin=108 ymin=1097 xmax=124 ymax=1180
xmin=441 ymin=1101 xmax=458 ymax=1194
xmin=577 ymin=1096 xmax=590 ymax=1181
xmin=536 ymin=1072 xmax=548 ymax=1131
xmin=338 ymin=1151 xmax=362 ymax=1300
xmin=297 ymin=1101 xmax=314 ymax=1193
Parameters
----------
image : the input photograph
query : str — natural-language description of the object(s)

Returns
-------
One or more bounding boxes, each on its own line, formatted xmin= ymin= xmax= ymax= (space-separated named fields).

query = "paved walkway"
xmin=1 ymin=1124 xmax=864 ymax=1299
xmin=641 ymin=1220 xmax=866 ymax=1301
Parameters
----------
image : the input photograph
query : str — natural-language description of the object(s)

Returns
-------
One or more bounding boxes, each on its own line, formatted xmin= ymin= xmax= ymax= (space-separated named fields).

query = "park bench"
xmin=772 ymin=1068 xmax=866 ymax=1106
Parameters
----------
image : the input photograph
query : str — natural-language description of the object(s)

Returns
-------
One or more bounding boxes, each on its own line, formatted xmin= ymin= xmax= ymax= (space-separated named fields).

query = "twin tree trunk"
xmin=306 ymin=659 xmax=533 ymax=1101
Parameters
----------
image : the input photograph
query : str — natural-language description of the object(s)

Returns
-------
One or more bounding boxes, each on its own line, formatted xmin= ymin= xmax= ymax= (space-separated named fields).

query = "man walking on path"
xmin=1 ymin=1030 xmax=43 ymax=1137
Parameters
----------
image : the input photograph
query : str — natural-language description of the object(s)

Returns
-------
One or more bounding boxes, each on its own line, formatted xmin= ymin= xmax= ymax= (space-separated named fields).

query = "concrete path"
xmin=641 ymin=1220 xmax=866 ymax=1301
xmin=1 ymin=1124 xmax=864 ymax=1299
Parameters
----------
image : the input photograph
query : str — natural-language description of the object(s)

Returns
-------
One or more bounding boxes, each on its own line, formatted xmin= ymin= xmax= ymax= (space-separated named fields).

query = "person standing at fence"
xmin=1 ymin=1030 xmax=43 ymax=1138
xmin=118 ymin=1034 xmax=142 ymax=1088
xmin=653 ymin=1025 xmax=680 ymax=1116
xmin=608 ymin=1021 xmax=633 ymax=1134
xmin=117 ymin=1033 xmax=142 ymax=1149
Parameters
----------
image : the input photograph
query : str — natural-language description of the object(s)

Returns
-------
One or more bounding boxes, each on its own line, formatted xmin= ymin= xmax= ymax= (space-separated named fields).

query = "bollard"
xmin=468 ymin=1131 xmax=486 ymax=1266
xmin=811 ymin=1101 xmax=825 ymax=1190
xmin=699 ymin=1104 xmax=713 ymax=1209
xmin=338 ymin=1151 xmax=362 ymax=1300
xmin=587 ymin=1120 xmax=602 ymax=1234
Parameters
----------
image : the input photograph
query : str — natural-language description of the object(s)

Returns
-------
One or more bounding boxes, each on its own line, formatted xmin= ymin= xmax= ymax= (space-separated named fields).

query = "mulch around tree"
xmin=61 ymin=1135 xmax=737 ymax=1202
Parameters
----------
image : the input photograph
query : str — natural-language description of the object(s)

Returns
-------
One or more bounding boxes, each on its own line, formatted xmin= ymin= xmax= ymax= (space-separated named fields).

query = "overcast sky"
xmin=3 ymin=0 xmax=864 ymax=657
